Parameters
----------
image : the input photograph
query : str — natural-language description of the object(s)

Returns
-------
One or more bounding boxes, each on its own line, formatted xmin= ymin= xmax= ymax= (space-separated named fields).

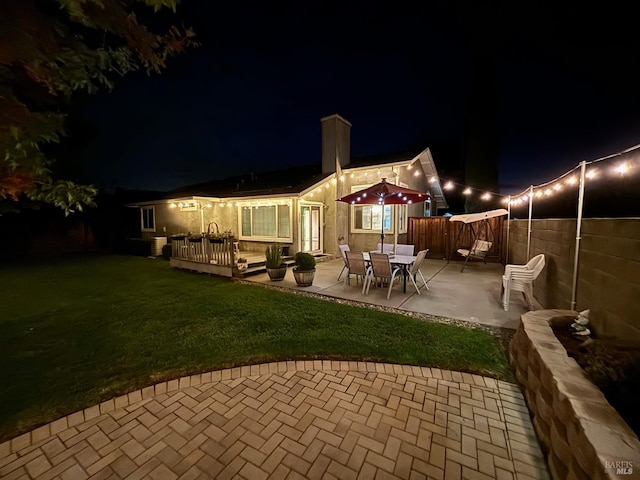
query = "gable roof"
xmin=128 ymin=145 xmax=447 ymax=209
xmin=167 ymin=164 xmax=328 ymax=199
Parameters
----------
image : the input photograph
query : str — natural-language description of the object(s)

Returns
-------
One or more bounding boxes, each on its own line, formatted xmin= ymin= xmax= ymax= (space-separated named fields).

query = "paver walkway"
xmin=1 ymin=362 xmax=550 ymax=480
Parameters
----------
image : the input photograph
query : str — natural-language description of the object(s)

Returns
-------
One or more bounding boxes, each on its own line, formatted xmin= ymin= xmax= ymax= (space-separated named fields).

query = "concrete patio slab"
xmin=241 ymin=258 xmax=537 ymax=331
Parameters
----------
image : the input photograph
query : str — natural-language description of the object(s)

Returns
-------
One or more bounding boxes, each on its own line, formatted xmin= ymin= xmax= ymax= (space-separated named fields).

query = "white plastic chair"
xmin=502 ymin=254 xmax=546 ymax=311
xmin=407 ymin=249 xmax=430 ymax=294
xmin=337 ymin=244 xmax=350 ymax=281
xmin=343 ymin=251 xmax=371 ymax=293
xmin=395 ymin=244 xmax=415 ymax=256
xmin=365 ymin=253 xmax=403 ymax=299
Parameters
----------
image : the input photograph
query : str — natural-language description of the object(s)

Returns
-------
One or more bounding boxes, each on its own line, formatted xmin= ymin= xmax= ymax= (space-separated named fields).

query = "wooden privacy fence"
xmin=408 ymin=216 xmax=506 ymax=262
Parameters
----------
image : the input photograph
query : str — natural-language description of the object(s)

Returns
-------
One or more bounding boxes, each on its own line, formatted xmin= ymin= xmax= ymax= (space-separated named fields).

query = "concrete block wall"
xmin=507 ymin=218 xmax=640 ymax=342
xmin=509 ymin=310 xmax=640 ymax=480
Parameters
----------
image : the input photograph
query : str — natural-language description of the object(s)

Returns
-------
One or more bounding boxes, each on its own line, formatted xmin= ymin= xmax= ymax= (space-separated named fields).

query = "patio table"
xmin=363 ymin=252 xmax=417 ymax=293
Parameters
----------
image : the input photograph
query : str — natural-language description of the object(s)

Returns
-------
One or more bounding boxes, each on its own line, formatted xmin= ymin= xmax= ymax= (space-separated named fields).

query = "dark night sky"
xmin=62 ymin=1 xmax=640 ymax=198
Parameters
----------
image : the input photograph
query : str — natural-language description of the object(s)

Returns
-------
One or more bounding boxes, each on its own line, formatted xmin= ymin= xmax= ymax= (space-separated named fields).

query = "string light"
xmin=169 ymin=144 xmax=639 ymax=214
xmin=614 ymin=162 xmax=630 ymax=175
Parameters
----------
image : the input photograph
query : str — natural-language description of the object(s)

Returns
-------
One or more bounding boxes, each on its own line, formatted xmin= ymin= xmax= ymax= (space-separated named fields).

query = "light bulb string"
xmin=430 ymin=141 xmax=640 ymax=204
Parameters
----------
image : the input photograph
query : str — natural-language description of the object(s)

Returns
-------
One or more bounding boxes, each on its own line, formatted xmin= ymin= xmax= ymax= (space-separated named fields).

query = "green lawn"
xmin=0 ymin=254 xmax=512 ymax=441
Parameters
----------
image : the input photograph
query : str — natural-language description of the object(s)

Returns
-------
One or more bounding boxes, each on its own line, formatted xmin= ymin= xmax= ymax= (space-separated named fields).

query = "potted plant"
xmin=265 ymin=244 xmax=287 ymax=281
xmin=292 ymin=252 xmax=316 ymax=286
xmin=236 ymin=257 xmax=248 ymax=271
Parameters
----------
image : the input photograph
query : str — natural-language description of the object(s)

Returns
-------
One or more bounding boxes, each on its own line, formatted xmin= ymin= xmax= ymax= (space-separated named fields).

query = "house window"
xmin=398 ymin=204 xmax=408 ymax=234
xmin=350 ymin=184 xmax=408 ymax=234
xmin=141 ymin=206 xmax=155 ymax=232
xmin=240 ymin=204 xmax=291 ymax=241
xmin=353 ymin=205 xmax=392 ymax=232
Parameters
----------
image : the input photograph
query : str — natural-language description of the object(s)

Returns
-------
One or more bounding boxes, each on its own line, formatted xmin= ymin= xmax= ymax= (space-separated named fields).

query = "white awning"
xmin=448 ymin=209 xmax=508 ymax=224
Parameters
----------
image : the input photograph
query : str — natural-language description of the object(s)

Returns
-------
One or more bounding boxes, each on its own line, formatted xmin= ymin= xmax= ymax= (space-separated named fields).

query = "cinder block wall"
xmin=507 ymin=218 xmax=640 ymax=342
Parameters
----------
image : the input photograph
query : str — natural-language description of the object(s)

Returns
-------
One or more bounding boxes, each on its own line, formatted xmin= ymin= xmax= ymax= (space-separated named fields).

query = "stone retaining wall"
xmin=509 ymin=309 xmax=640 ymax=480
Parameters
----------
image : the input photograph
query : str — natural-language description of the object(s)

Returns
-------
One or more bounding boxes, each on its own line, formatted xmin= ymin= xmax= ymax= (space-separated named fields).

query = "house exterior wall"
xmin=336 ymin=164 xmax=431 ymax=254
xmin=151 ymin=205 xmax=200 ymax=238
xmin=137 ymin=160 xmax=434 ymax=260
xmin=507 ymin=218 xmax=640 ymax=342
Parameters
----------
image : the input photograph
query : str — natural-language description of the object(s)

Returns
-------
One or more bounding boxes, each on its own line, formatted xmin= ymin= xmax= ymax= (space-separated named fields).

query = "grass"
xmin=0 ymin=254 xmax=512 ymax=441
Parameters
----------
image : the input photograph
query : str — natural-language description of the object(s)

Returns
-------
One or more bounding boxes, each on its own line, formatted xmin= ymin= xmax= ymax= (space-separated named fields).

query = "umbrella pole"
xmin=380 ymin=201 xmax=385 ymax=253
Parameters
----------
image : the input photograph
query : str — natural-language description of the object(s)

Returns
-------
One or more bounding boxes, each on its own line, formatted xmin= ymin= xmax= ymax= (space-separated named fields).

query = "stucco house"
xmin=129 ymin=114 xmax=447 ymax=266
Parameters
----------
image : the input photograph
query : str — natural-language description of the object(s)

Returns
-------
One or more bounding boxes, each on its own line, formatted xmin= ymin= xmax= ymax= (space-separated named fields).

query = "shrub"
xmin=294 ymin=252 xmax=316 ymax=271
xmin=161 ymin=244 xmax=172 ymax=259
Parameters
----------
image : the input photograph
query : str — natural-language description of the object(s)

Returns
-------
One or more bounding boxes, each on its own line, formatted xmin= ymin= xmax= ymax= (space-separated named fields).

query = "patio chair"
xmin=365 ymin=252 xmax=403 ymax=299
xmin=407 ymin=249 xmax=430 ymax=294
xmin=395 ymin=244 xmax=415 ymax=256
xmin=337 ymin=244 xmax=351 ymax=281
xmin=502 ymin=254 xmax=546 ymax=311
xmin=375 ymin=243 xmax=395 ymax=254
xmin=457 ymin=239 xmax=492 ymax=272
xmin=343 ymin=251 xmax=371 ymax=294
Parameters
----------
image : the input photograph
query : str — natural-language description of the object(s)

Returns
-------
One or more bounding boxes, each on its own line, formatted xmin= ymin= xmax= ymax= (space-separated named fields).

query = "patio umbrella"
xmin=336 ymin=178 xmax=430 ymax=253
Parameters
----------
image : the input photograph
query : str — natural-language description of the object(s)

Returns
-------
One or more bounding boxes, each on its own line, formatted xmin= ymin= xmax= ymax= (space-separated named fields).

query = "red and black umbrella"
xmin=337 ymin=178 xmax=429 ymax=252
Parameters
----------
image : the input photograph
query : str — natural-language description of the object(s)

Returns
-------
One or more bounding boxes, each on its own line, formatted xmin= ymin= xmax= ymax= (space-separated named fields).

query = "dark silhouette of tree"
xmin=0 ymin=0 xmax=197 ymax=214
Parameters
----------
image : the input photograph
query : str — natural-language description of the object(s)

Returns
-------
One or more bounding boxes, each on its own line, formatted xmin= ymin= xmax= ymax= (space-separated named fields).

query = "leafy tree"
xmin=0 ymin=0 xmax=197 ymax=214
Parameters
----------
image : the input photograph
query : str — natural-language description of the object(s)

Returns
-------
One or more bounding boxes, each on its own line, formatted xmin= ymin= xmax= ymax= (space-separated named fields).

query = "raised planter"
xmin=509 ymin=309 xmax=640 ymax=480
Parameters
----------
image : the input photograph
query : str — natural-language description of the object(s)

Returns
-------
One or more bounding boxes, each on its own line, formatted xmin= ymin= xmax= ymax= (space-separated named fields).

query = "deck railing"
xmin=170 ymin=236 xmax=235 ymax=266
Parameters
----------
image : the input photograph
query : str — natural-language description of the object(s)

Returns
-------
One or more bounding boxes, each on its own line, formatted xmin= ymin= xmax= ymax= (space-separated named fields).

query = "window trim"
xmin=237 ymin=204 xmax=293 ymax=242
xmin=141 ymin=206 xmax=155 ymax=232
xmin=350 ymin=183 xmax=409 ymax=235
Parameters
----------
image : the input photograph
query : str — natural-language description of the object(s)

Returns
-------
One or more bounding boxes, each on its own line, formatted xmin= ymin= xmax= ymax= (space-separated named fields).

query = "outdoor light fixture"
xmin=615 ymin=162 xmax=630 ymax=174
xmin=444 ymin=181 xmax=454 ymax=190
xmin=586 ymin=169 xmax=597 ymax=179
xmin=463 ymin=188 xmax=472 ymax=195
xmin=429 ymin=176 xmax=437 ymax=183
xmin=481 ymin=192 xmax=492 ymax=200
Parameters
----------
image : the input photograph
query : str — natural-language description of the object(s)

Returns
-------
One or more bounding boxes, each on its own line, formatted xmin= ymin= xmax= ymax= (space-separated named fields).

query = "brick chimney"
xmin=321 ymin=114 xmax=351 ymax=174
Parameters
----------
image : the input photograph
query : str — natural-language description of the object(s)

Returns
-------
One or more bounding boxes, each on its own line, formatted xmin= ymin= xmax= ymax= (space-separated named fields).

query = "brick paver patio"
xmin=0 ymin=362 xmax=549 ymax=480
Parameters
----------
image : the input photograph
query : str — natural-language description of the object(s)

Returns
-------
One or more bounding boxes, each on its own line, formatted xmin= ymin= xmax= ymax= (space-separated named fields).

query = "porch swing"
xmin=448 ymin=209 xmax=508 ymax=272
